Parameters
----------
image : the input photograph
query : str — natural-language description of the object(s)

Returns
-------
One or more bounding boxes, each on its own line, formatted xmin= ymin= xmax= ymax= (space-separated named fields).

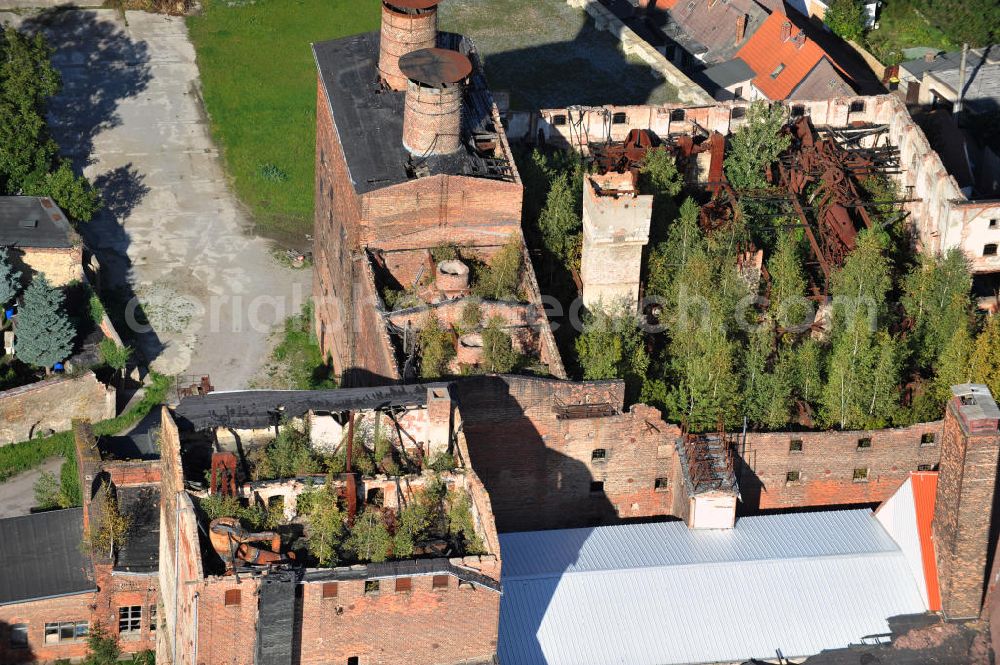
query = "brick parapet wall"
xmin=0 ymin=371 xmax=114 ymax=445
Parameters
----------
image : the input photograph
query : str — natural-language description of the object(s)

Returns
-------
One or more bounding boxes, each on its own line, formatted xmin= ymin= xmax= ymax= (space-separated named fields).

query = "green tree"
xmin=473 ymin=235 xmax=523 ymax=301
xmin=646 ymin=198 xmax=704 ymax=300
xmin=902 ymin=249 xmax=972 ymax=369
xmin=0 ymin=247 xmax=20 ymax=309
xmin=537 ymin=174 xmax=581 ymax=267
xmin=917 ymin=0 xmax=998 ymax=46
xmin=418 ymin=311 xmax=455 ymax=379
xmin=459 ymin=299 xmax=482 ymax=332
xmin=0 ymin=28 xmax=100 ymax=220
xmin=83 ymin=483 xmax=131 ymax=558
xmin=639 ymin=148 xmax=683 ymax=237
xmin=481 ymin=316 xmax=520 ymax=373
xmin=303 ymin=484 xmax=345 ymax=566
xmin=344 ymin=508 xmax=392 ymax=563
xmin=575 ymin=307 xmax=649 ymax=401
xmin=742 ymin=322 xmax=795 ymax=428
xmin=723 ymin=102 xmax=790 ymax=191
xmin=248 ymin=427 xmax=321 ymax=480
xmin=14 ymin=275 xmax=75 ymax=371
xmin=970 ymin=315 xmax=1000 ymax=398
xmin=81 ymin=623 xmax=120 ymax=665
xmin=824 ymin=0 xmax=867 ymax=41
xmin=767 ymin=230 xmax=811 ymax=337
xmin=98 ymin=338 xmax=133 ymax=386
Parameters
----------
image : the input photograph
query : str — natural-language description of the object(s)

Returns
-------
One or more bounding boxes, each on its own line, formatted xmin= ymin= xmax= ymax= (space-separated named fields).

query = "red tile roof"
xmin=735 ymin=12 xmax=842 ymax=99
xmin=910 ymin=471 xmax=941 ymax=612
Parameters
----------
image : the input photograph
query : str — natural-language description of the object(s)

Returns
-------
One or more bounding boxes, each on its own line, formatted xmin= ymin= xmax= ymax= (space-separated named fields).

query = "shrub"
xmin=824 ymin=0 xmax=867 ymax=42
xmin=418 ymin=312 xmax=455 ymax=379
xmin=81 ymin=623 xmax=120 ymax=665
xmin=482 ymin=316 xmax=520 ymax=373
xmin=459 ymin=300 xmax=482 ymax=332
xmin=430 ymin=244 xmax=459 ymax=263
xmin=303 ymin=484 xmax=345 ymax=566
xmin=344 ymin=507 xmax=392 ymax=563
xmin=256 ymin=163 xmax=288 ymax=182
xmin=248 ymin=427 xmax=322 ymax=480
xmin=426 ymin=451 xmax=456 ymax=472
xmin=473 ymin=236 xmax=523 ymax=301
xmin=83 ymin=483 xmax=132 ymax=557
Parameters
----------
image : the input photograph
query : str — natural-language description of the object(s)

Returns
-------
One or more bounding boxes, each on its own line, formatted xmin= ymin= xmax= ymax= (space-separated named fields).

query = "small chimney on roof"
xmin=780 ymin=20 xmax=792 ymax=41
xmin=378 ymin=0 xmax=443 ymax=91
xmin=735 ymin=14 xmax=747 ymax=44
xmin=924 ymin=50 xmax=938 ymax=63
xmin=399 ymin=47 xmax=472 ymax=156
xmin=792 ymin=30 xmax=806 ymax=48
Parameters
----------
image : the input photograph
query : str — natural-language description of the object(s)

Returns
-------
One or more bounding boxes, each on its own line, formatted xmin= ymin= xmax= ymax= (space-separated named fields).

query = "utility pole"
xmin=953 ymin=43 xmax=969 ymax=116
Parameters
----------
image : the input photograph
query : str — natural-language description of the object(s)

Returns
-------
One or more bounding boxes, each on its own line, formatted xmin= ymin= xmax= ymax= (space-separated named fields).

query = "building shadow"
xmin=0 ymin=620 xmax=36 ymax=664
xmin=20 ymin=8 xmax=164 ymax=370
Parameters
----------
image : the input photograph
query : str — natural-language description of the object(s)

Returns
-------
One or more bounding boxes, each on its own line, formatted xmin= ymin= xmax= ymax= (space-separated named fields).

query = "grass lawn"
xmin=251 ymin=302 xmax=335 ymax=390
xmin=865 ymin=0 xmax=956 ymax=64
xmin=187 ymin=0 xmax=380 ymax=241
xmin=440 ymin=0 xmax=679 ymax=109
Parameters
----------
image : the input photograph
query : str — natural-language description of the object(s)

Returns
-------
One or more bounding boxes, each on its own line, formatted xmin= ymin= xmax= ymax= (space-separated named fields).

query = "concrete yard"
xmin=439 ymin=0 xmax=679 ymax=109
xmin=0 ymin=9 xmax=310 ymax=390
xmin=0 ymin=457 xmax=64 ymax=519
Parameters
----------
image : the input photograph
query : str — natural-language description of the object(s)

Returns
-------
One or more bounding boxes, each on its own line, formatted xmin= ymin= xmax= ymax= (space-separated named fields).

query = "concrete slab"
xmin=7 ymin=9 xmax=311 ymax=390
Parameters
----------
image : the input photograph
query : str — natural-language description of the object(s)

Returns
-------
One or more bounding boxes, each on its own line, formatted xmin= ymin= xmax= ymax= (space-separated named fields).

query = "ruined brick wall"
xmin=157 ymin=409 xmax=203 ymax=665
xmin=0 ymin=371 xmax=114 ymax=445
xmin=933 ymin=400 xmax=1000 ymax=619
xmin=298 ymin=573 xmax=499 ymax=665
xmin=192 ymin=576 xmax=261 ymax=665
xmin=739 ymin=421 xmax=943 ymax=510
xmin=456 ymin=375 xmax=678 ymax=531
xmin=16 ymin=245 xmax=84 ymax=287
xmin=92 ymin=565 xmax=159 ymax=655
xmin=0 ymin=591 xmax=96 ymax=663
xmin=104 ymin=460 xmax=162 ymax=487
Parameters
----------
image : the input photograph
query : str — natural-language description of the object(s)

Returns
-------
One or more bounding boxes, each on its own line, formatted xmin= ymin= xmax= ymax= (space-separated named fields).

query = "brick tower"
xmin=933 ymin=384 xmax=1000 ymax=618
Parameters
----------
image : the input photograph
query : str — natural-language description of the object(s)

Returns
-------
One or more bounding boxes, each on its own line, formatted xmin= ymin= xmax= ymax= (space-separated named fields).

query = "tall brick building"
xmin=311 ymin=1 xmax=564 ymax=386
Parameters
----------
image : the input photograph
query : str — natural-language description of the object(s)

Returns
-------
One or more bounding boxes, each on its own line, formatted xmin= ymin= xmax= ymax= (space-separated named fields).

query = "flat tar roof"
xmin=0 ymin=196 xmax=78 ymax=249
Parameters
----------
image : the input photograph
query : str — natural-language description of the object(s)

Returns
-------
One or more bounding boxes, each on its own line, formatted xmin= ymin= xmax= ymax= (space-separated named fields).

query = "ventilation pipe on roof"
xmin=378 ymin=0 xmax=442 ymax=91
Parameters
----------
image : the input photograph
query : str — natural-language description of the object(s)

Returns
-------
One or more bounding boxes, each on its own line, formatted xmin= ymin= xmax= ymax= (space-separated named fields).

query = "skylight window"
xmin=770 ymin=64 xmax=785 ymax=79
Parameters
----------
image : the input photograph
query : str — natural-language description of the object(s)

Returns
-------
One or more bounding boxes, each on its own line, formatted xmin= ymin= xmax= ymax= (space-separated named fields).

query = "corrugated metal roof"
xmin=498 ymin=509 xmax=928 ymax=665
xmin=875 ymin=473 xmax=941 ymax=612
xmin=0 ymin=508 xmax=96 ymax=605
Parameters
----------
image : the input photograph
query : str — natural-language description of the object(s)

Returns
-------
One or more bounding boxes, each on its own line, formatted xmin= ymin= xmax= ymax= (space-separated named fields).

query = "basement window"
xmin=224 ymin=589 xmax=242 ymax=606
xmin=654 ymin=477 xmax=670 ymax=491
xmin=612 ymin=112 xmax=628 ymax=125
xmin=984 ymin=244 xmax=998 ymax=256
xmin=770 ymin=63 xmax=786 ymax=79
xmin=918 ymin=464 xmax=935 ymax=471
xmin=857 ymin=437 xmax=872 ymax=450
xmin=432 ymin=575 xmax=450 ymax=590
xmin=670 ymin=108 xmax=686 ymax=122
xmin=10 ymin=624 xmax=27 ymax=649
xmin=590 ymin=481 xmax=605 ymax=493
xmin=921 ymin=433 xmax=936 ymax=446
xmin=591 ymin=448 xmax=607 ymax=462
xmin=849 ymin=100 xmax=866 ymax=113
xmin=789 ymin=439 xmax=803 ymax=452
xmin=786 ymin=470 xmax=801 ymax=483
xmin=552 ymin=114 xmax=567 ymax=126
xmin=395 ymin=577 xmax=412 ymax=593
xmin=322 ymin=582 xmax=339 ymax=598
xmin=364 ymin=581 xmax=380 ymax=595
xmin=853 ymin=467 xmax=869 ymax=482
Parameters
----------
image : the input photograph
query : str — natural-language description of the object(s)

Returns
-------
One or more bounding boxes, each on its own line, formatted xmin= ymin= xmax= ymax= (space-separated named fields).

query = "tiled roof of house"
xmin=656 ymin=0 xmax=772 ymax=64
xmin=735 ymin=12 xmax=848 ymax=99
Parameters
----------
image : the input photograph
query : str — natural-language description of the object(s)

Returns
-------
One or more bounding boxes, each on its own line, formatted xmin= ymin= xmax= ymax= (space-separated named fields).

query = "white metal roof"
xmin=498 ymin=509 xmax=928 ymax=665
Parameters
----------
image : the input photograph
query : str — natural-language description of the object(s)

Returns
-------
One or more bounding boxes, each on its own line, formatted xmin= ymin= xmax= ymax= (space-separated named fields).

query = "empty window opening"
xmin=118 ymin=606 xmax=141 ymax=636
xmin=590 ymin=481 xmax=605 ymax=493
xmin=591 ymin=448 xmax=607 ymax=462
xmin=322 ymin=582 xmax=339 ymax=598
xmin=791 ymin=104 xmax=806 ymax=117
xmin=552 ymin=114 xmax=567 ymax=126
xmin=654 ymin=477 xmax=670 ymax=491
xmin=348 ymin=658 xmax=360 ymax=665
xmin=612 ymin=112 xmax=628 ymax=124
xmin=224 ymin=589 xmax=242 ymax=606
xmin=432 ymin=575 xmax=450 ymax=590
xmin=731 ymin=106 xmax=745 ymax=119
xmin=789 ymin=439 xmax=803 ymax=452
xmin=921 ymin=432 xmax=937 ymax=446
xmin=917 ymin=464 xmax=935 ymax=471
xmin=990 ymin=219 xmax=998 ymax=229
xmin=849 ymin=100 xmax=865 ymax=113
xmin=670 ymin=108 xmax=686 ymax=121
xmin=857 ymin=437 xmax=872 ymax=450
xmin=10 ymin=624 xmax=28 ymax=648
xmin=985 ymin=244 xmax=998 ymax=256
xmin=733 ymin=87 xmax=744 ymax=100
xmin=770 ymin=63 xmax=785 ymax=78
xmin=786 ymin=470 xmax=801 ymax=483
xmin=395 ymin=577 xmax=412 ymax=593
xmin=853 ymin=467 xmax=869 ymax=482
xmin=149 ymin=606 xmax=157 ymax=634
xmin=365 ymin=581 xmax=380 ymax=594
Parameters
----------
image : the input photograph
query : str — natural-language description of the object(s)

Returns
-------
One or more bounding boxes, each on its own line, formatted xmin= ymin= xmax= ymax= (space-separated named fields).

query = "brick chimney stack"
xmin=933 ymin=384 xmax=1000 ymax=618
xmin=399 ymin=47 xmax=471 ymax=156
xmin=735 ymin=14 xmax=747 ymax=44
xmin=378 ymin=0 xmax=442 ymax=91
xmin=780 ymin=20 xmax=792 ymax=41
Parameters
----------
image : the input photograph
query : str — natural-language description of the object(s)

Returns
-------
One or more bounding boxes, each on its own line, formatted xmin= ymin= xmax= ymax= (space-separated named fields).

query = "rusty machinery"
xmin=209 ymin=517 xmax=296 ymax=572
xmin=209 ymin=452 xmax=239 ymax=496
xmin=591 ymin=127 xmax=727 ymax=189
